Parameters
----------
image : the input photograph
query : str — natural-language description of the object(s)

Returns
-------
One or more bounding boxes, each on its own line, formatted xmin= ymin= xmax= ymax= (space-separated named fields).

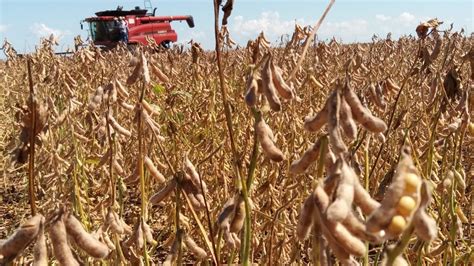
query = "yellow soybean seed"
xmin=403 ymin=173 xmax=420 ymax=193
xmin=388 ymin=215 xmax=406 ymax=235
xmin=397 ymin=196 xmax=416 ymax=217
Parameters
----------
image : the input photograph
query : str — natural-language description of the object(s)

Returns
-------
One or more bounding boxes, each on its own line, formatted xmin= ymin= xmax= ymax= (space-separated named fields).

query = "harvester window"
xmin=89 ymin=21 xmax=121 ymax=42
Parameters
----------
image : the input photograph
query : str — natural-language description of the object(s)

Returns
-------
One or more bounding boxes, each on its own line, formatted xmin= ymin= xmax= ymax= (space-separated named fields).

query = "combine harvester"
xmin=81 ymin=0 xmax=194 ymax=49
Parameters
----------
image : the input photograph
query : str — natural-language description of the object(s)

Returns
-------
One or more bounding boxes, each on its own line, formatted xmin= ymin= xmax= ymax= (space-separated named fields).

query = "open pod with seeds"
xmin=366 ymin=147 xmax=437 ymax=241
xmin=295 ymin=149 xmax=438 ymax=263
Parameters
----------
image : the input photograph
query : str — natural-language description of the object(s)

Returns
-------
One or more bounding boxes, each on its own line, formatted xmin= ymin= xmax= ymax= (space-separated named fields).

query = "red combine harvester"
xmin=82 ymin=4 xmax=194 ymax=49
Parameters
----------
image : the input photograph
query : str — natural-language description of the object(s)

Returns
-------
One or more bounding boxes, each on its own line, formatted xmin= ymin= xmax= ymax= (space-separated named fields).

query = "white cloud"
xmin=0 ymin=24 xmax=7 ymax=33
xmin=375 ymin=14 xmax=392 ymax=21
xmin=370 ymin=12 xmax=433 ymax=37
xmin=177 ymin=30 xmax=206 ymax=45
xmin=30 ymin=23 xmax=70 ymax=39
xmin=398 ymin=12 xmax=417 ymax=26
xmin=319 ymin=19 xmax=369 ymax=41
xmin=231 ymin=11 xmax=304 ymax=42
xmin=374 ymin=12 xmax=422 ymax=27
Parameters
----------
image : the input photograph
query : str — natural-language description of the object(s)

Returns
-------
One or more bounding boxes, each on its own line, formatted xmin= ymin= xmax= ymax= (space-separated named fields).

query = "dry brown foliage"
xmin=0 ymin=22 xmax=472 ymax=265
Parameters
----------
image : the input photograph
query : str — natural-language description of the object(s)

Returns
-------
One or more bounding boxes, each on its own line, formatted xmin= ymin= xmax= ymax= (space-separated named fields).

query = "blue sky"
xmin=0 ymin=0 xmax=472 ymax=54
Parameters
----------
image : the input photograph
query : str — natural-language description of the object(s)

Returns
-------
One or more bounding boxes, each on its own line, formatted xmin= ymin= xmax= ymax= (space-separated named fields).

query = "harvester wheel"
xmin=161 ymin=41 xmax=171 ymax=49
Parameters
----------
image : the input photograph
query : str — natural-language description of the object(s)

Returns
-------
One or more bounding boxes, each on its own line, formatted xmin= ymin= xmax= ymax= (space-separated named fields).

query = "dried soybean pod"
xmin=290 ymin=139 xmax=321 ymax=174
xmin=343 ymin=82 xmax=387 ymax=133
xmin=65 ymin=214 xmax=110 ymax=258
xmin=49 ymin=217 xmax=79 ymax=266
xmin=427 ymin=77 xmax=438 ymax=106
xmin=183 ymin=234 xmax=207 ymax=259
xmin=181 ymin=178 xmax=205 ymax=210
xmin=115 ymin=78 xmax=130 ymax=98
xmin=353 ymin=176 xmax=381 ymax=215
xmin=163 ymin=229 xmax=183 ymax=266
xmin=142 ymin=99 xmax=158 ymax=116
xmin=261 ymin=56 xmax=282 ymax=111
xmin=102 ymin=233 xmax=115 ymax=250
xmin=33 ymin=220 xmax=48 ymax=266
xmin=141 ymin=221 xmax=156 ymax=245
xmin=296 ymin=194 xmax=316 ymax=241
xmin=130 ymin=220 xmax=144 ymax=250
xmin=144 ymin=156 xmax=166 ymax=183
xmin=381 ymin=254 xmax=409 ymax=266
xmin=117 ymin=213 xmax=133 ymax=234
xmin=127 ymin=58 xmax=143 ymax=85
xmin=141 ymin=52 xmax=151 ymax=84
xmin=369 ymin=83 xmax=386 ymax=110
xmin=255 ymin=118 xmax=285 ymax=162
xmin=309 ymin=75 xmax=325 ymax=89
xmin=108 ymin=115 xmax=132 ymax=137
xmin=149 ymin=179 xmax=177 ymax=205
xmin=375 ymin=83 xmax=387 ymax=108
xmin=384 ymin=78 xmax=400 ymax=94
xmin=245 ymin=74 xmax=259 ymax=107
xmin=325 ymin=148 xmax=337 ymax=174
xmin=217 ymin=196 xmax=237 ymax=230
xmin=88 ymin=86 xmax=103 ymax=111
xmin=260 ymin=117 xmax=275 ymax=141
xmin=118 ymin=99 xmax=134 ymax=111
xmin=112 ymin=159 xmax=124 ymax=175
xmin=229 ymin=196 xmax=246 ymax=233
xmin=413 ymin=181 xmax=438 ymax=241
xmin=304 ymin=100 xmax=329 ymax=132
xmin=340 ymin=96 xmax=358 ymax=140
xmin=106 ymin=209 xmax=124 ymax=234
xmin=0 ymin=214 xmax=43 ymax=263
xmin=150 ymin=61 xmax=169 ymax=83
xmin=326 ymin=159 xmax=355 ymax=222
xmin=330 ymin=221 xmax=366 ymax=257
xmin=342 ymin=211 xmax=379 ymax=243
xmin=270 ymin=59 xmax=294 ymax=99
xmin=187 ymin=192 xmax=205 ymax=210
xmin=453 ymin=169 xmax=466 ymax=190
xmin=313 ymin=186 xmax=365 ymax=260
xmin=327 ymin=89 xmax=347 ymax=154
xmin=430 ymin=32 xmax=442 ymax=61
xmin=184 ymin=156 xmax=206 ymax=192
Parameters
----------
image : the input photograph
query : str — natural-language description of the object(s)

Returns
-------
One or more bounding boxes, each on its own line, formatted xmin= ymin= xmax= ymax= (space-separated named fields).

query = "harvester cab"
xmin=82 ymin=1 xmax=194 ymax=49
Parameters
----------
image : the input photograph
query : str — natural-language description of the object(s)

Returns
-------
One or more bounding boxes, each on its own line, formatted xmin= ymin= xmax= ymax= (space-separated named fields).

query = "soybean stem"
xmin=27 ymin=58 xmax=37 ymax=216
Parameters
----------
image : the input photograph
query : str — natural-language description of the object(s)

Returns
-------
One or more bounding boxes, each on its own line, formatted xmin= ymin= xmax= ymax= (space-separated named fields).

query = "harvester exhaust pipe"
xmin=186 ymin=16 xmax=195 ymax=28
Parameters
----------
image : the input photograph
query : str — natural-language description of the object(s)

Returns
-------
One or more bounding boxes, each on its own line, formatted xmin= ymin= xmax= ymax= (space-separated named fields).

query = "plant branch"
xmin=288 ymin=0 xmax=335 ymax=82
